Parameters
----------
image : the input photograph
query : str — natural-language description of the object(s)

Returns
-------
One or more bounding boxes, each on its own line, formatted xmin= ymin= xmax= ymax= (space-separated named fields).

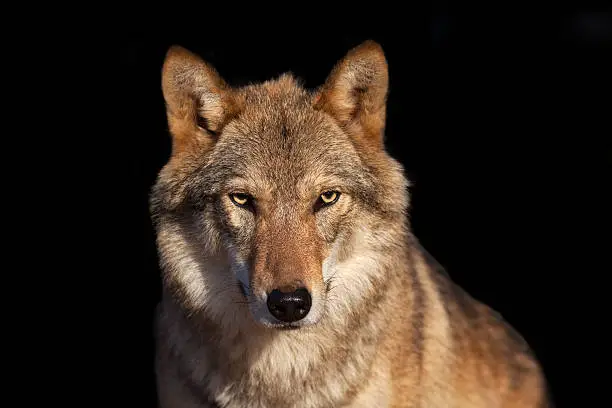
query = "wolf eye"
xmin=314 ymin=191 xmax=340 ymax=211
xmin=197 ymin=115 xmax=218 ymax=137
xmin=229 ymin=193 xmax=252 ymax=208
xmin=321 ymin=191 xmax=338 ymax=204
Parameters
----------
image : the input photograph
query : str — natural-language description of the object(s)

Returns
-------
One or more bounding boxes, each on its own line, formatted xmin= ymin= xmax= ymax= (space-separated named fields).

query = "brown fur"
xmin=151 ymin=41 xmax=552 ymax=407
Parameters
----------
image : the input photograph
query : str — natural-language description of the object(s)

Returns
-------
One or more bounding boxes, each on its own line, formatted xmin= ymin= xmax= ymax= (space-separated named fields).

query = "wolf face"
xmin=151 ymin=41 xmax=410 ymax=331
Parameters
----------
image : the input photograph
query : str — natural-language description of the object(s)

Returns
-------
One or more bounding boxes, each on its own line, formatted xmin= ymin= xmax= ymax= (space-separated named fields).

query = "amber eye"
xmin=314 ymin=191 xmax=341 ymax=211
xmin=229 ymin=193 xmax=252 ymax=208
xmin=321 ymin=191 xmax=338 ymax=204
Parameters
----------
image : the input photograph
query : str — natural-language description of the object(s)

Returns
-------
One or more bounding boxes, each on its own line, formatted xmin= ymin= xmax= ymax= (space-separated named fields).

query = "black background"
xmin=77 ymin=9 xmax=611 ymax=407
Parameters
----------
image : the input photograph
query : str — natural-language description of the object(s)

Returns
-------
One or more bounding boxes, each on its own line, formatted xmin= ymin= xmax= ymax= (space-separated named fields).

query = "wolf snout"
xmin=266 ymin=287 xmax=312 ymax=323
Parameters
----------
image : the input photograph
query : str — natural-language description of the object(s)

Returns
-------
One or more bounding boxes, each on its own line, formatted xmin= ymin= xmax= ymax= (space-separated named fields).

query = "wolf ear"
xmin=161 ymin=46 xmax=236 ymax=156
xmin=314 ymin=41 xmax=389 ymax=147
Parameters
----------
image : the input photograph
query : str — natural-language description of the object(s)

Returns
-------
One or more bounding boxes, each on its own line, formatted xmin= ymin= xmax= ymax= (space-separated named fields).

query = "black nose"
xmin=267 ymin=287 xmax=312 ymax=323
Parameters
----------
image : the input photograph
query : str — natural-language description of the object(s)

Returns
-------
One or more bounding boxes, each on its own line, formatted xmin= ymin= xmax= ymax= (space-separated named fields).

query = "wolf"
xmin=150 ymin=40 xmax=552 ymax=407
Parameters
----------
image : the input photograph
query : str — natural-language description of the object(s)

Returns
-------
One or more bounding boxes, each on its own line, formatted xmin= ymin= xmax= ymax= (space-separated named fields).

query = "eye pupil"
xmin=322 ymin=191 xmax=336 ymax=201
xmin=316 ymin=191 xmax=340 ymax=210
xmin=230 ymin=193 xmax=251 ymax=207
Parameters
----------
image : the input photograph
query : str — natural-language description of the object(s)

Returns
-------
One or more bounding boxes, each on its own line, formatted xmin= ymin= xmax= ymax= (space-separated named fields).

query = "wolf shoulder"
xmin=427 ymin=267 xmax=551 ymax=406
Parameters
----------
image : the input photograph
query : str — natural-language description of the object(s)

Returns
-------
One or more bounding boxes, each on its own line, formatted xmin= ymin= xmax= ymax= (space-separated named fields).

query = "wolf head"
xmin=151 ymin=41 xmax=410 ymax=331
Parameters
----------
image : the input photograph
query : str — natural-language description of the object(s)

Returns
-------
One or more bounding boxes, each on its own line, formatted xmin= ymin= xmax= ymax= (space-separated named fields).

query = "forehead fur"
xmin=210 ymin=74 xmax=366 ymax=191
xmin=239 ymin=73 xmax=310 ymax=110
xmin=231 ymin=73 xmax=330 ymax=145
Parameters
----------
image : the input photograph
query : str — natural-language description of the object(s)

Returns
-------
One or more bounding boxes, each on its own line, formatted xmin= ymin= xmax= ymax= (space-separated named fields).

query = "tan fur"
xmin=151 ymin=41 xmax=552 ymax=407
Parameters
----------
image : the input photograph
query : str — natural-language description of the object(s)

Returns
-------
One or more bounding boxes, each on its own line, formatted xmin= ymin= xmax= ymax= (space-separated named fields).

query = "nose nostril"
xmin=266 ymin=287 xmax=312 ymax=323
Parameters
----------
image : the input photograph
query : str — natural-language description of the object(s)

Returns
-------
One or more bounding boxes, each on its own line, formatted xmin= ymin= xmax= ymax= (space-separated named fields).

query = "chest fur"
xmin=178 ymin=328 xmax=381 ymax=408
